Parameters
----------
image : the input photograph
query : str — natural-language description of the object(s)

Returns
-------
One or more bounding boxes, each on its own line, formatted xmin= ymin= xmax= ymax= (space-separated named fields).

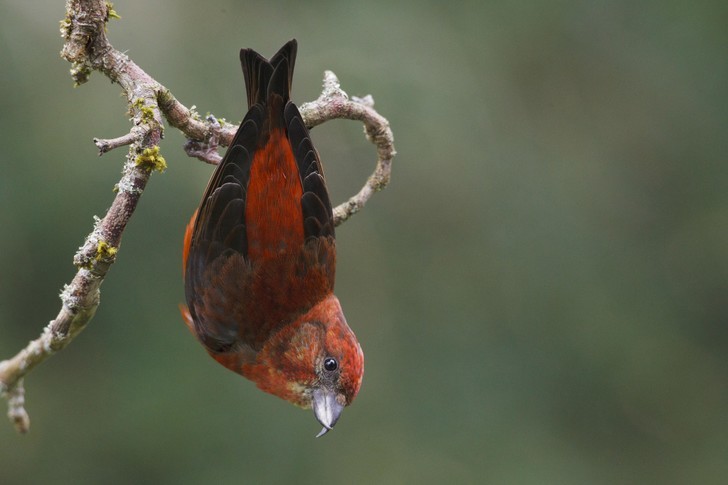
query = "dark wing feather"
xmin=284 ymin=102 xmax=335 ymax=241
xmin=184 ymin=39 xmax=337 ymax=355
xmin=184 ymin=118 xmax=259 ymax=352
xmin=184 ymin=40 xmax=299 ymax=353
xmin=184 ymin=61 xmax=270 ymax=352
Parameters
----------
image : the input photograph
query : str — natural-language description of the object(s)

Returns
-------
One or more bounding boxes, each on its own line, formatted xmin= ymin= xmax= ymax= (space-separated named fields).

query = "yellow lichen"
xmin=106 ymin=2 xmax=121 ymax=20
xmin=131 ymin=98 xmax=156 ymax=124
xmin=135 ymin=146 xmax=167 ymax=173
xmin=95 ymin=241 xmax=118 ymax=261
xmin=140 ymin=105 xmax=155 ymax=123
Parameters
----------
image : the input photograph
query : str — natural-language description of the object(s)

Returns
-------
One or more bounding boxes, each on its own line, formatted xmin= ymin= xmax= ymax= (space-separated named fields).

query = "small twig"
xmin=94 ymin=130 xmax=138 ymax=155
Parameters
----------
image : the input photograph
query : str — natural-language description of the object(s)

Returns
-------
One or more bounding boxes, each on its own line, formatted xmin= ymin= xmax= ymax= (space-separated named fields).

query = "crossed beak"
xmin=312 ymin=388 xmax=344 ymax=438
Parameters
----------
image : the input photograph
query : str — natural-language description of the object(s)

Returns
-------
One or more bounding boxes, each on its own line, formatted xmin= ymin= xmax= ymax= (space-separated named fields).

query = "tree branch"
xmin=0 ymin=0 xmax=395 ymax=434
xmin=299 ymin=71 xmax=395 ymax=226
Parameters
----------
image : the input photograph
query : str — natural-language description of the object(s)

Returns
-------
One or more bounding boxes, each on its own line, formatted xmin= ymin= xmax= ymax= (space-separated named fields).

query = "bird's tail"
xmin=240 ymin=39 xmax=297 ymax=108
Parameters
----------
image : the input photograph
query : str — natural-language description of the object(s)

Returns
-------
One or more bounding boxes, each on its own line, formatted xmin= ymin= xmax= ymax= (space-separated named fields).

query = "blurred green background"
xmin=1 ymin=1 xmax=726 ymax=483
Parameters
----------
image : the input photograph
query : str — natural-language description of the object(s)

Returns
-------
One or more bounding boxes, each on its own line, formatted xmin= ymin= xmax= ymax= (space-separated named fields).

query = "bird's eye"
xmin=323 ymin=357 xmax=338 ymax=372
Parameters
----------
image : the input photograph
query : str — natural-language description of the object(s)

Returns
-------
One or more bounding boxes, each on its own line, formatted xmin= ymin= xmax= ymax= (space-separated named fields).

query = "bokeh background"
xmin=1 ymin=1 xmax=726 ymax=483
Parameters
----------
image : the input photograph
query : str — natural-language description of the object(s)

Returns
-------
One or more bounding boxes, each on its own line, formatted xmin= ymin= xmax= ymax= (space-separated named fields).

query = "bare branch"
xmin=94 ymin=131 xmax=138 ymax=155
xmin=0 ymin=0 xmax=395 ymax=433
xmin=299 ymin=71 xmax=396 ymax=226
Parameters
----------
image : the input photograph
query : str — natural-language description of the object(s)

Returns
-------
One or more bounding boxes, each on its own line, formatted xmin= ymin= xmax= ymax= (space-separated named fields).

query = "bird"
xmin=181 ymin=39 xmax=363 ymax=437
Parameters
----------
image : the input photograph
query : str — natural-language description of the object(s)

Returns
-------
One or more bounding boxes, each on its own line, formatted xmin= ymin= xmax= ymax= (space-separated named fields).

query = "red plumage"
xmin=181 ymin=40 xmax=363 ymax=436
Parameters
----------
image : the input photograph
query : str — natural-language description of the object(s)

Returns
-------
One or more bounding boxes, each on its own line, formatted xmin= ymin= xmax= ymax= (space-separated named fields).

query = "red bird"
xmin=181 ymin=40 xmax=363 ymax=436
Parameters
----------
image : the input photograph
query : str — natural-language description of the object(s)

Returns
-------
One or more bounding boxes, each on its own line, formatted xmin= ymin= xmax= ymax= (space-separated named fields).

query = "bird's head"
xmin=243 ymin=294 xmax=364 ymax=436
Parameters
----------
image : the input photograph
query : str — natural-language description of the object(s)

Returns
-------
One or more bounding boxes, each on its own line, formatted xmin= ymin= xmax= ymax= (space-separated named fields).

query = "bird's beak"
xmin=312 ymin=388 xmax=344 ymax=438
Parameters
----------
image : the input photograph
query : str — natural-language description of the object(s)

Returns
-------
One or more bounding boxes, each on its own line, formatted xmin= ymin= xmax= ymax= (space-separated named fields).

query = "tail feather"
xmin=240 ymin=39 xmax=297 ymax=108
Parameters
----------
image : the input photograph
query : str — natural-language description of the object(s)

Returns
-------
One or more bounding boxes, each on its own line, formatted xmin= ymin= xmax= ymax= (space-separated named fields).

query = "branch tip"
xmin=94 ymin=131 xmax=136 ymax=155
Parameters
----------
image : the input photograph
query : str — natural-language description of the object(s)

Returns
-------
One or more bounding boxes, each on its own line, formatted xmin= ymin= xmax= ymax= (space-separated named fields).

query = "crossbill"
xmin=181 ymin=40 xmax=363 ymax=436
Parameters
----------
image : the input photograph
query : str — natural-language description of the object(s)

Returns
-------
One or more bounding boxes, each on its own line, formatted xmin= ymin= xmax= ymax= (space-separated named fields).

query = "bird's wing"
xmin=183 ymin=40 xmax=336 ymax=355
